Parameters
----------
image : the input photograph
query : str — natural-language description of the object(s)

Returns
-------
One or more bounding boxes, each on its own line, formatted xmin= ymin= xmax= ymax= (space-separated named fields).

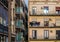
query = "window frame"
xmin=32 ymin=7 xmax=37 ymax=15
xmin=43 ymin=6 xmax=49 ymax=14
xmin=32 ymin=30 xmax=37 ymax=39
xmin=44 ymin=30 xmax=49 ymax=39
xmin=56 ymin=7 xmax=60 ymax=14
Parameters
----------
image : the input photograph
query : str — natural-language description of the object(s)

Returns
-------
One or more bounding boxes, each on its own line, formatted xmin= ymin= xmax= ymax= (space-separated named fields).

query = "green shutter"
xmin=20 ymin=7 xmax=23 ymax=13
xmin=15 ymin=7 xmax=23 ymax=14
xmin=15 ymin=7 xmax=20 ymax=14
xmin=16 ymin=32 xmax=22 ymax=41
xmin=16 ymin=20 xmax=22 ymax=28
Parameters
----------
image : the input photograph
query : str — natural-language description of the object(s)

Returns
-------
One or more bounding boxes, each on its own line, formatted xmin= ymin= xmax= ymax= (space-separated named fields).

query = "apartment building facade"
xmin=7 ymin=0 xmax=28 ymax=42
xmin=0 ymin=0 xmax=28 ymax=42
xmin=0 ymin=0 xmax=8 ymax=42
xmin=10 ymin=0 xmax=16 ymax=36
xmin=0 ymin=0 xmax=16 ymax=42
xmin=15 ymin=0 xmax=28 ymax=42
xmin=28 ymin=0 xmax=60 ymax=42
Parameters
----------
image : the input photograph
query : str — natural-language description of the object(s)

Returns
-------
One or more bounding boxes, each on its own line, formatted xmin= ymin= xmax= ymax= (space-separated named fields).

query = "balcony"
xmin=30 ymin=21 xmax=40 ymax=27
xmin=15 ymin=7 xmax=23 ymax=14
xmin=29 ymin=13 xmax=60 ymax=16
xmin=15 ymin=20 xmax=24 ymax=29
xmin=29 ymin=36 xmax=60 ymax=41
xmin=29 ymin=22 xmax=60 ymax=28
xmin=30 ymin=38 xmax=60 ymax=41
xmin=0 ymin=24 xmax=8 ymax=35
xmin=16 ymin=32 xmax=23 ymax=41
xmin=0 ymin=0 xmax=8 ymax=8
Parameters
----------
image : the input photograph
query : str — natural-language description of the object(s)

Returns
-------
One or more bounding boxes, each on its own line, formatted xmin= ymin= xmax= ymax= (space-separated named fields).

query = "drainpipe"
xmin=8 ymin=0 xmax=11 ymax=42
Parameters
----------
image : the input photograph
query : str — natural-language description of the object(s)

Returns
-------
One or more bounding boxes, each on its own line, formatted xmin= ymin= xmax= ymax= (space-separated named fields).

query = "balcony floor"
xmin=29 ymin=39 xmax=60 ymax=42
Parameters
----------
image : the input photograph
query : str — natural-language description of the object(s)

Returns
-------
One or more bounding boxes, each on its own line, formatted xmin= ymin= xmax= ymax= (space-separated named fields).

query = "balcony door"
xmin=43 ymin=6 xmax=49 ymax=14
xmin=56 ymin=30 xmax=60 ymax=39
xmin=44 ymin=30 xmax=49 ymax=39
xmin=44 ymin=21 xmax=49 ymax=27
xmin=56 ymin=7 xmax=60 ymax=14
xmin=44 ymin=18 xmax=49 ymax=27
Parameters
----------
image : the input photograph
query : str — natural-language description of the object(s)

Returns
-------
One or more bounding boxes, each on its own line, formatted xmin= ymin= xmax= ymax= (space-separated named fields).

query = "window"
xmin=16 ymin=20 xmax=23 ymax=28
xmin=56 ymin=30 xmax=60 ymax=39
xmin=16 ymin=7 xmax=20 ymax=14
xmin=44 ymin=18 xmax=49 ymax=26
xmin=4 ymin=30 xmax=8 ymax=33
xmin=32 ymin=7 xmax=36 ymax=15
xmin=0 ymin=29 xmax=3 ymax=32
xmin=4 ymin=20 xmax=6 ymax=26
xmin=44 ymin=30 xmax=49 ymax=39
xmin=1 ymin=19 xmax=6 ymax=26
xmin=32 ymin=30 xmax=37 ymax=39
xmin=20 ymin=7 xmax=23 ymax=13
xmin=2 ymin=19 xmax=4 ymax=25
xmin=56 ymin=19 xmax=60 ymax=26
xmin=56 ymin=7 xmax=60 ymax=14
xmin=44 ymin=21 xmax=49 ymax=26
xmin=43 ymin=6 xmax=49 ymax=14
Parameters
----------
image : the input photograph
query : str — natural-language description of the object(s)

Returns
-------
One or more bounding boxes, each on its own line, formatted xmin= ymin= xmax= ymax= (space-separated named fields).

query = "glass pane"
xmin=44 ymin=6 xmax=49 ymax=14
xmin=44 ymin=30 xmax=49 ymax=39
xmin=44 ymin=9 xmax=48 ymax=14
xmin=32 ymin=7 xmax=36 ymax=14
xmin=32 ymin=30 xmax=37 ymax=39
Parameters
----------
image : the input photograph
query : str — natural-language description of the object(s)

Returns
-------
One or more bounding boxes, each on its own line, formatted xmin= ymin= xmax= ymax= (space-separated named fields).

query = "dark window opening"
xmin=32 ymin=30 xmax=37 ymax=39
xmin=56 ymin=7 xmax=60 ymax=14
xmin=30 ymin=21 xmax=40 ymax=27
xmin=44 ymin=21 xmax=49 ymax=27
xmin=56 ymin=30 xmax=60 ymax=40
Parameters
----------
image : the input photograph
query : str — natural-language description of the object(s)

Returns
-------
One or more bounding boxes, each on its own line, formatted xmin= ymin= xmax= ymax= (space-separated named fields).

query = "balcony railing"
xmin=29 ymin=13 xmax=60 ymax=16
xmin=16 ymin=32 xmax=23 ymax=41
xmin=29 ymin=36 xmax=60 ymax=40
xmin=30 ymin=21 xmax=40 ymax=27
xmin=29 ymin=22 xmax=60 ymax=28
xmin=0 ymin=24 xmax=8 ymax=34
xmin=15 ymin=7 xmax=23 ymax=14
xmin=15 ymin=20 xmax=24 ymax=28
xmin=0 ymin=0 xmax=8 ymax=8
xmin=30 ymin=38 xmax=60 ymax=41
